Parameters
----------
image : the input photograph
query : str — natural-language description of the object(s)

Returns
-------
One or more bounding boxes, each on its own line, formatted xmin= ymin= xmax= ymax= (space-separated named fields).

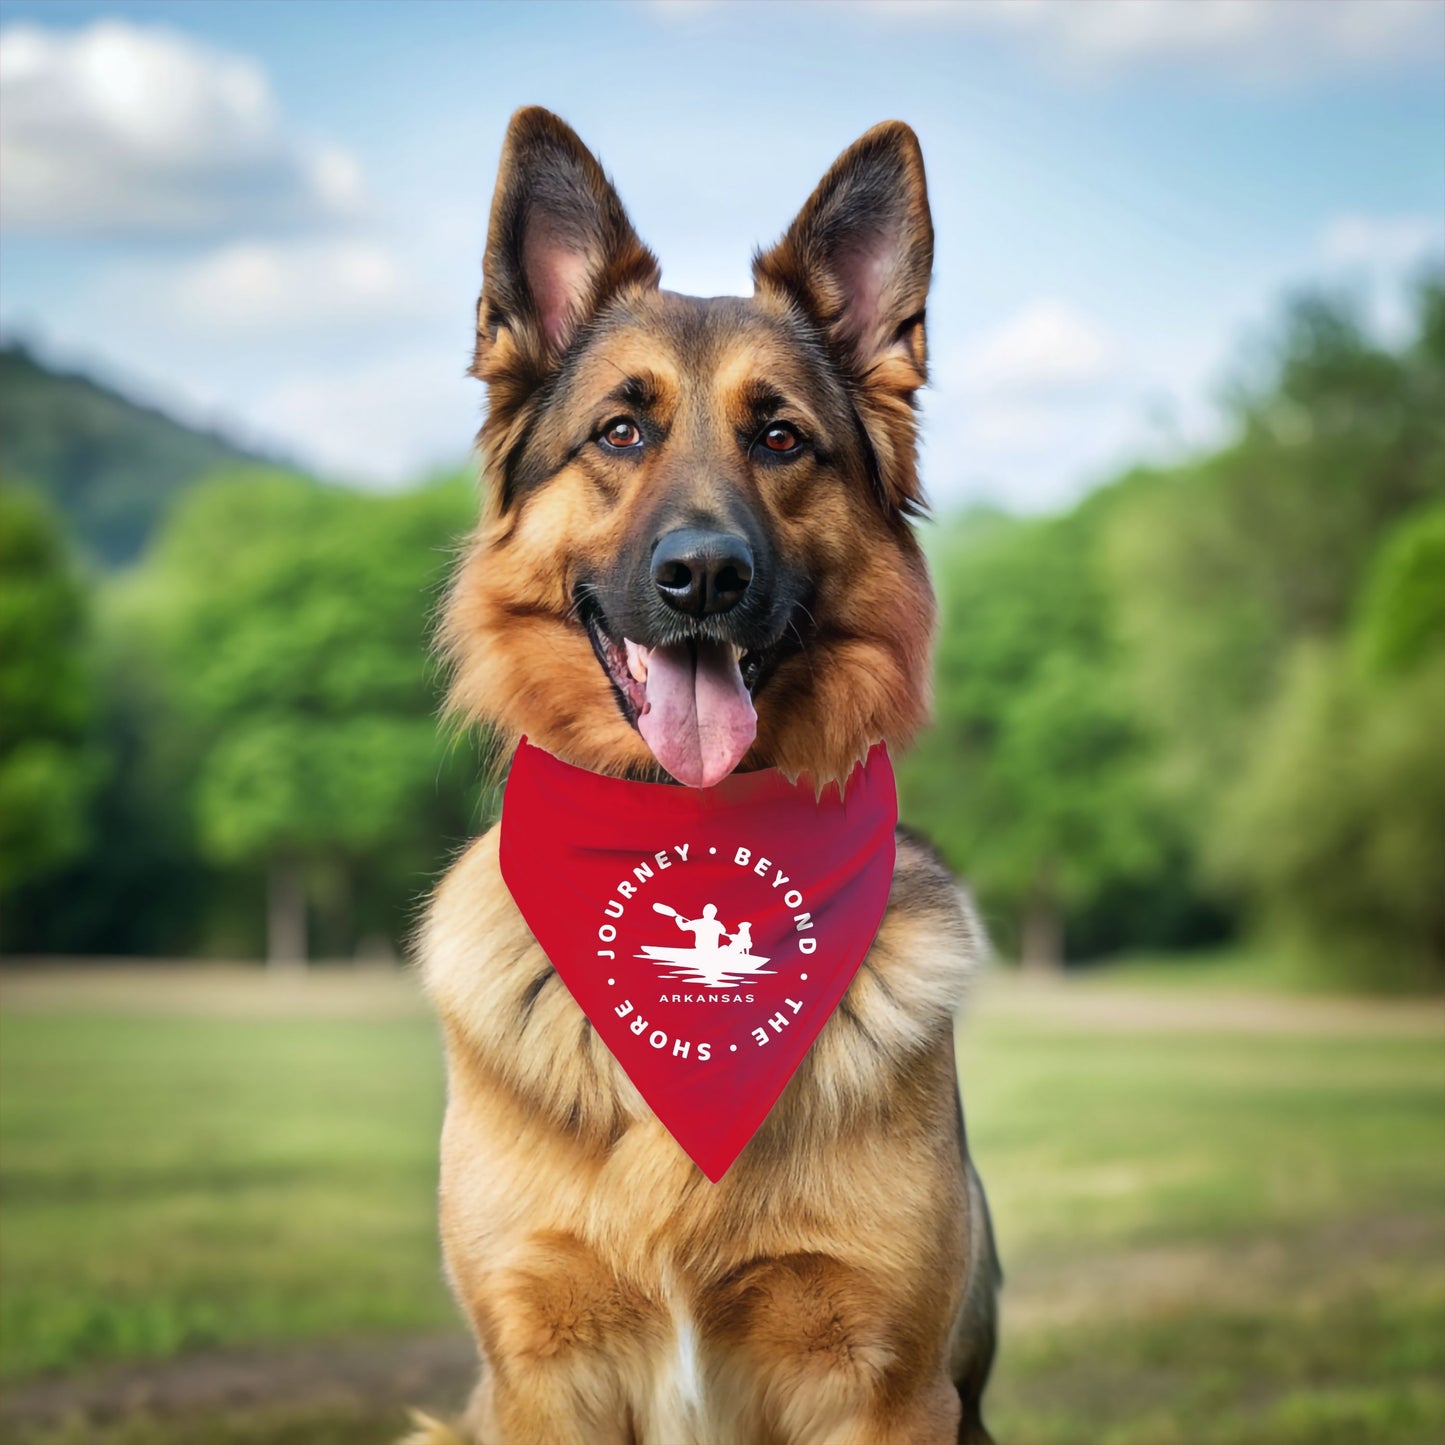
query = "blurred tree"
xmin=138 ymin=470 xmax=484 ymax=964
xmin=1100 ymin=276 xmax=1444 ymax=989
xmin=9 ymin=275 xmax=1437 ymax=985
xmin=901 ymin=498 xmax=1182 ymax=969
xmin=1210 ymin=506 xmax=1445 ymax=989
xmin=0 ymin=488 xmax=105 ymax=906
xmin=1353 ymin=497 xmax=1445 ymax=677
xmin=1107 ymin=279 xmax=1444 ymax=815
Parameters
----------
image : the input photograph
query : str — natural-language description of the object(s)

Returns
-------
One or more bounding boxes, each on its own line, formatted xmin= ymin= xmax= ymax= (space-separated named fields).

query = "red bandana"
xmin=499 ymin=738 xmax=898 ymax=1180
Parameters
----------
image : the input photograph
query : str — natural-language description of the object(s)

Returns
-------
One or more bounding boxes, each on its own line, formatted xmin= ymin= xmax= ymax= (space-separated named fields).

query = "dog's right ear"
xmin=473 ymin=108 xmax=659 ymax=397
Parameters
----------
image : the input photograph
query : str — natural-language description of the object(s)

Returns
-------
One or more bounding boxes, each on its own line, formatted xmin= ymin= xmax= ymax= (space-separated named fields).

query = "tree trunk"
xmin=1020 ymin=894 xmax=1064 ymax=974
xmin=267 ymin=860 xmax=308 ymax=969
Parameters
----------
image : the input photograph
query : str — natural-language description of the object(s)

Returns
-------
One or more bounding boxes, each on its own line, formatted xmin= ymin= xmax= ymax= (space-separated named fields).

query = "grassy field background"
xmin=1 ymin=964 xmax=1441 ymax=1445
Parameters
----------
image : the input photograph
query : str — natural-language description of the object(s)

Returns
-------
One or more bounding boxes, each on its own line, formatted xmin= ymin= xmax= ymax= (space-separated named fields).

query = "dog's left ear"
xmin=753 ymin=122 xmax=933 ymax=515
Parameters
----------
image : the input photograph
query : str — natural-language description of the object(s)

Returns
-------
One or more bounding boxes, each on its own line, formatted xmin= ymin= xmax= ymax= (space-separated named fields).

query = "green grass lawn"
xmin=1 ymin=964 xmax=1442 ymax=1444
xmin=0 ymin=975 xmax=456 ymax=1384
xmin=963 ymin=985 xmax=1445 ymax=1444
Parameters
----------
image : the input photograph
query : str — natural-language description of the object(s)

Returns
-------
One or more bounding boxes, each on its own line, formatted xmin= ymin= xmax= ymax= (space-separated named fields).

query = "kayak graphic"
xmin=638 ymin=902 xmax=774 ymax=986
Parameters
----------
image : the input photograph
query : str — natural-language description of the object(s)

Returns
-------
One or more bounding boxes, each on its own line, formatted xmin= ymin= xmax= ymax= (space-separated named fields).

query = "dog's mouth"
xmin=581 ymin=597 xmax=790 ymax=788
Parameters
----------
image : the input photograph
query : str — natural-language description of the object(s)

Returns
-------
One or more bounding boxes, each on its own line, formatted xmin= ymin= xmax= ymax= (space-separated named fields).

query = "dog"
xmin=414 ymin=107 xmax=999 ymax=1445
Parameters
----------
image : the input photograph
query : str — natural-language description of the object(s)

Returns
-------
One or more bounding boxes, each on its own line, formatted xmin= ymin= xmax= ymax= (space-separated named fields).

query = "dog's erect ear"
xmin=474 ymin=108 xmax=659 ymax=388
xmin=753 ymin=122 xmax=933 ymax=515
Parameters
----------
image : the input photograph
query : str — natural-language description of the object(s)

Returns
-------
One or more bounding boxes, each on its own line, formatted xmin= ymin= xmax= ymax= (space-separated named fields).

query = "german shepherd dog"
xmin=415 ymin=107 xmax=999 ymax=1445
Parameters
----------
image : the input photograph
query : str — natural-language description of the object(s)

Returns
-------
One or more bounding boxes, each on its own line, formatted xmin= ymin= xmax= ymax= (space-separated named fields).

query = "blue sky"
xmin=2 ymin=0 xmax=1441 ymax=510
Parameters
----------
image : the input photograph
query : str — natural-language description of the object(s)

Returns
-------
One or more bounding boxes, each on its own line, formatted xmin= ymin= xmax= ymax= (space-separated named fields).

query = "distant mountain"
xmin=0 ymin=343 xmax=270 ymax=567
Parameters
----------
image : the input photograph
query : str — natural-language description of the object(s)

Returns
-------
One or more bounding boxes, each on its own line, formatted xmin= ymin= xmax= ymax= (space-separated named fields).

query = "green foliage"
xmin=901 ymin=275 xmax=1443 ymax=984
xmin=127 ymin=470 xmax=483 ymax=957
xmin=1354 ymin=502 xmax=1445 ymax=677
xmin=1106 ymin=282 xmax=1444 ymax=813
xmin=903 ymin=498 xmax=1192 ymax=964
xmin=0 ymin=344 xmax=263 ymax=567
xmin=0 ymin=489 xmax=104 ymax=896
xmin=3 ymin=274 xmax=1440 ymax=985
xmin=196 ymin=717 xmax=441 ymax=865
xmin=1093 ymin=280 xmax=1442 ymax=985
xmin=1209 ymin=506 xmax=1445 ymax=990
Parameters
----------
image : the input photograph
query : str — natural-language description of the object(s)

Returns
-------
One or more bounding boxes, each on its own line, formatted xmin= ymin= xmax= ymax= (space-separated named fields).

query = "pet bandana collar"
xmin=498 ymin=737 xmax=898 ymax=1181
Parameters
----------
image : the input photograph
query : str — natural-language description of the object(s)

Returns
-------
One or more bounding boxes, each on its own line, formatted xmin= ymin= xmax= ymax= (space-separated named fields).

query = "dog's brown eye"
xmin=761 ymin=424 xmax=799 ymax=453
xmin=601 ymin=418 xmax=642 ymax=449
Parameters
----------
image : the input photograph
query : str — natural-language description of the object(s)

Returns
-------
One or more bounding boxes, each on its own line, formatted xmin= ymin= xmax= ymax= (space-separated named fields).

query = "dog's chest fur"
xmin=417 ymin=826 xmax=984 ymax=1439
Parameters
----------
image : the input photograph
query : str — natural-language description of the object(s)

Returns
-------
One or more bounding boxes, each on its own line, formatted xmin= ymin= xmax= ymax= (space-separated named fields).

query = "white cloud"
xmin=1319 ymin=215 xmax=1445 ymax=270
xmin=1314 ymin=214 xmax=1445 ymax=344
xmin=255 ymin=353 xmax=479 ymax=487
xmin=953 ymin=300 xmax=1120 ymax=397
xmin=919 ymin=382 xmax=1160 ymax=513
xmin=150 ymin=240 xmax=425 ymax=335
xmin=0 ymin=20 xmax=363 ymax=234
xmin=919 ymin=300 xmax=1145 ymax=510
xmin=855 ymin=0 xmax=1443 ymax=84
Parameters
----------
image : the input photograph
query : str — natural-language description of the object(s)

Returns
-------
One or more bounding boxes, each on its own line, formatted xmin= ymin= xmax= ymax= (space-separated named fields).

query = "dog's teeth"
xmin=624 ymin=639 xmax=649 ymax=684
xmin=732 ymin=643 xmax=745 ymax=662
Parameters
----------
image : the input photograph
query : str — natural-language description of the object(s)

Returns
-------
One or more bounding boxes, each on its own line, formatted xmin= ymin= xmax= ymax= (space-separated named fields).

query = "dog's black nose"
xmin=651 ymin=528 xmax=753 ymax=616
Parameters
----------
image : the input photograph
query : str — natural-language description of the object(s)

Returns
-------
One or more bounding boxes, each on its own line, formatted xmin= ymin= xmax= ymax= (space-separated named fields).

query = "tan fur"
xmin=400 ymin=1411 xmax=471 ymax=1445
xmin=414 ymin=108 xmax=999 ymax=1444
xmin=419 ymin=830 xmax=988 ymax=1444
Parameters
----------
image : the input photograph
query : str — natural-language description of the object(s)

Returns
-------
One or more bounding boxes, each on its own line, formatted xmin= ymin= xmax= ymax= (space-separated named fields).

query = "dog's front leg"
xmin=463 ymin=1356 xmax=629 ymax=1445
xmin=448 ymin=1230 xmax=665 ymax=1445
xmin=701 ymin=1253 xmax=964 ymax=1445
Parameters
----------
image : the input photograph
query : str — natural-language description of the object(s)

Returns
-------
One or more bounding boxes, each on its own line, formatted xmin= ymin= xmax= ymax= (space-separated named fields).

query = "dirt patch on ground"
xmin=0 ymin=962 xmax=431 ymax=1020
xmin=1002 ymin=1209 xmax=1445 ymax=1332
xmin=0 ymin=1332 xmax=477 ymax=1445
xmin=975 ymin=972 xmax=1444 ymax=1038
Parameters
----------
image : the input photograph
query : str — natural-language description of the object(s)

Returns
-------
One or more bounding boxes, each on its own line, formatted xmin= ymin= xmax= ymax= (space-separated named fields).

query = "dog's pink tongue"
xmin=637 ymin=639 xmax=757 ymax=788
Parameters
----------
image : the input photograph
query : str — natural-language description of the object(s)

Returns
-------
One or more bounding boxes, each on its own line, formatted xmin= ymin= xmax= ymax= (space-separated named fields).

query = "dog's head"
xmin=444 ymin=107 xmax=936 ymax=788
